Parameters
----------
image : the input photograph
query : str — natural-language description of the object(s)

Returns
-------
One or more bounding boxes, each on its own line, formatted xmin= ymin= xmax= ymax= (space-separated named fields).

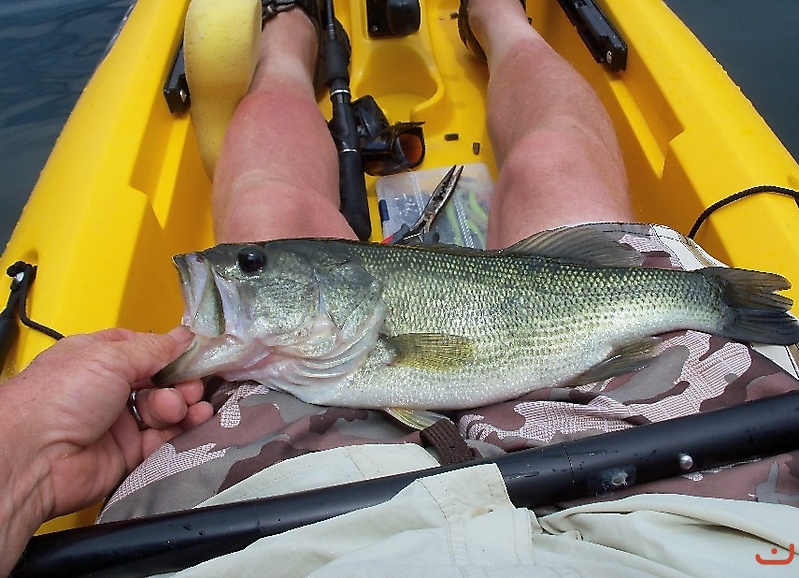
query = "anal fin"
xmin=569 ymin=337 xmax=660 ymax=386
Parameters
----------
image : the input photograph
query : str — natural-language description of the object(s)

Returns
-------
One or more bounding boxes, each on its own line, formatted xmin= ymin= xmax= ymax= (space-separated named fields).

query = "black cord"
xmin=688 ymin=185 xmax=799 ymax=239
xmin=6 ymin=262 xmax=64 ymax=341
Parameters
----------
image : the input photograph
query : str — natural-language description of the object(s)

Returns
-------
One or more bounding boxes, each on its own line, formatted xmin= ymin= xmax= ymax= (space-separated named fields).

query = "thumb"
xmin=78 ymin=327 xmax=196 ymax=386
xmin=129 ymin=327 xmax=196 ymax=384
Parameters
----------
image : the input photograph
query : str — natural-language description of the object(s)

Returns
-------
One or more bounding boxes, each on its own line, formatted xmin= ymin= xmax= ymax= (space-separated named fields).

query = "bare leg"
xmin=467 ymin=0 xmax=633 ymax=248
xmin=212 ymin=10 xmax=356 ymax=243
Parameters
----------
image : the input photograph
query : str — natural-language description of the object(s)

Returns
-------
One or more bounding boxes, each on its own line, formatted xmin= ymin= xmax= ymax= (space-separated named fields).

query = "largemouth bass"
xmin=155 ymin=226 xmax=799 ymax=414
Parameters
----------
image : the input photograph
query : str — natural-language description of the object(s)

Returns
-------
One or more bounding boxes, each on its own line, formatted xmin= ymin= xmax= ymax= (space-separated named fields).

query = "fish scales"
xmin=339 ymin=243 xmax=720 ymax=408
xmin=155 ymin=229 xmax=799 ymax=411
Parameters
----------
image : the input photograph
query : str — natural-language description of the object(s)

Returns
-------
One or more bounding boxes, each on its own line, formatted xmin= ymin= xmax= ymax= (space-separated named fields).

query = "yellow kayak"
xmin=2 ymin=0 xmax=799 ymax=532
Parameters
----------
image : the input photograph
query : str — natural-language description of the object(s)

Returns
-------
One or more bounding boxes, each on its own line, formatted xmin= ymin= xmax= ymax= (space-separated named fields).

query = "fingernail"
xmin=168 ymin=325 xmax=194 ymax=341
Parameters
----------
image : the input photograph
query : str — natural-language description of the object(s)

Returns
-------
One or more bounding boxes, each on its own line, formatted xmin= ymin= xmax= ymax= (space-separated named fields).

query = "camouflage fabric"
xmin=98 ymin=223 xmax=799 ymax=523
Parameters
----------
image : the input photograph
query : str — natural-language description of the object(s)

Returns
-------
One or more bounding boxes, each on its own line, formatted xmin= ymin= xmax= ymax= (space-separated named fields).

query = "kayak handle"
xmin=556 ymin=0 xmax=627 ymax=71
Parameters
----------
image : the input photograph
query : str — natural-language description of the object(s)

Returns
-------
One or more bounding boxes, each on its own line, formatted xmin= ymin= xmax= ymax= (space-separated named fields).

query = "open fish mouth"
xmin=174 ymin=253 xmax=224 ymax=338
xmin=155 ymin=253 xmax=251 ymax=386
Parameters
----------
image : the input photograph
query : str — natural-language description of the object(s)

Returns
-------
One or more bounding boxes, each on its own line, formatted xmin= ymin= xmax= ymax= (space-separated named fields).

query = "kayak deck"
xmin=2 ymin=0 xmax=798 ymax=532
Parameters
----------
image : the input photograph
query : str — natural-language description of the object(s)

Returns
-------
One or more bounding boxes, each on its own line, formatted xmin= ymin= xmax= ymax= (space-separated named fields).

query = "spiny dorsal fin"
xmin=504 ymin=225 xmax=643 ymax=267
xmin=386 ymin=333 xmax=476 ymax=370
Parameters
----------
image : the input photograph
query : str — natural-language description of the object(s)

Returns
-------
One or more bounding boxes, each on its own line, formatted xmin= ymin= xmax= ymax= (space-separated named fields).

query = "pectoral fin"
xmin=569 ymin=337 xmax=660 ymax=385
xmin=386 ymin=333 xmax=476 ymax=370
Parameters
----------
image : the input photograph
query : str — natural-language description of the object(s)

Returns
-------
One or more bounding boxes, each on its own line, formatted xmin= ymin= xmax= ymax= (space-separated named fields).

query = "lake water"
xmin=666 ymin=0 xmax=799 ymax=163
xmin=1 ymin=1 xmax=797 ymax=250
xmin=0 ymin=0 xmax=132 ymax=250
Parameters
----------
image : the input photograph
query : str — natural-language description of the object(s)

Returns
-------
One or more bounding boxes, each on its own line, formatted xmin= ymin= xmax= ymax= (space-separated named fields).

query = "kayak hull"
xmin=2 ymin=0 xmax=798 ymax=532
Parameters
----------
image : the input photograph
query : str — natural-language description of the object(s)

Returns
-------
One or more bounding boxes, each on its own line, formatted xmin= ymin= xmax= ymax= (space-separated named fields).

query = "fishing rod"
xmin=324 ymin=0 xmax=371 ymax=240
xmin=14 ymin=391 xmax=799 ymax=576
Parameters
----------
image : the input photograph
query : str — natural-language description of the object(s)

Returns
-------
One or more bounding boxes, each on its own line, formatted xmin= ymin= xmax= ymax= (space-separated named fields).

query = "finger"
xmin=26 ymin=328 xmax=195 ymax=395
xmin=93 ymin=326 xmax=192 ymax=346
xmin=141 ymin=393 xmax=214 ymax=431
xmin=135 ymin=378 xmax=206 ymax=426
xmin=93 ymin=327 xmax=196 ymax=385
xmin=174 ymin=380 xmax=207 ymax=405
xmin=138 ymin=402 xmax=214 ymax=459
xmin=128 ymin=327 xmax=196 ymax=379
xmin=136 ymin=400 xmax=214 ymax=459
xmin=181 ymin=401 xmax=215 ymax=430
xmin=135 ymin=388 xmax=188 ymax=430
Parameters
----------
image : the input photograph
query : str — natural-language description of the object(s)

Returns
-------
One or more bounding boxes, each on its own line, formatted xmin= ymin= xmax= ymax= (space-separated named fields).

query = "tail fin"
xmin=698 ymin=267 xmax=799 ymax=345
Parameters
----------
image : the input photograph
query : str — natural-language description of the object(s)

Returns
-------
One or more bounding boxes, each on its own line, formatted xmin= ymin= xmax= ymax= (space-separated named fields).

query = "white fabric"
xmin=165 ymin=444 xmax=799 ymax=577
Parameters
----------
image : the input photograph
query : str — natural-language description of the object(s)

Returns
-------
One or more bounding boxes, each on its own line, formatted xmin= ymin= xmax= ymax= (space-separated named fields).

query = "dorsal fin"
xmin=504 ymin=225 xmax=643 ymax=267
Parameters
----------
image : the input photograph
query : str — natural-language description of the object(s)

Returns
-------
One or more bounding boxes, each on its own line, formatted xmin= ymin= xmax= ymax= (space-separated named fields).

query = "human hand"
xmin=0 ymin=327 xmax=213 ymax=531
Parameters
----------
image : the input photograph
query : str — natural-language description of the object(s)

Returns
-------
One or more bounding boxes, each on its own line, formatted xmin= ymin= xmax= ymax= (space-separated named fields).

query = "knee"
xmin=213 ymin=180 xmax=354 ymax=242
xmin=500 ymin=126 xmax=626 ymax=193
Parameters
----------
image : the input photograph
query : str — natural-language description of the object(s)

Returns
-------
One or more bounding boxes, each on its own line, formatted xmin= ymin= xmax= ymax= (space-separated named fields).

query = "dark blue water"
xmin=1 ymin=1 xmax=797 ymax=250
xmin=0 ymin=0 xmax=132 ymax=250
xmin=665 ymin=0 xmax=799 ymax=168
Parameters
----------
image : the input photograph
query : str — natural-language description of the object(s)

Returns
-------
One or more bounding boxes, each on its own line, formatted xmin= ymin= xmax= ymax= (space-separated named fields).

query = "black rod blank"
xmin=324 ymin=0 xmax=371 ymax=240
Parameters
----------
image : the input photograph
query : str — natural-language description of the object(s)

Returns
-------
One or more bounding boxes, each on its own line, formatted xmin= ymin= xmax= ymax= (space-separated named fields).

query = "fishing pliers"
xmin=384 ymin=164 xmax=464 ymax=245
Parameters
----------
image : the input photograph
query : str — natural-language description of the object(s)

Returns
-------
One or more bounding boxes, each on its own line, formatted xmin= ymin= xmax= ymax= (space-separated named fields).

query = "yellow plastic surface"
xmin=1 ymin=0 xmax=797 ymax=534
xmin=185 ymin=0 xmax=261 ymax=177
xmin=533 ymin=2 xmax=799 ymax=296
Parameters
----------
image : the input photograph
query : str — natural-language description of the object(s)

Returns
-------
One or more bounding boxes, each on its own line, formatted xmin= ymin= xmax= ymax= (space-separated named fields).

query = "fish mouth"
xmin=153 ymin=253 xmax=233 ymax=386
xmin=174 ymin=253 xmax=224 ymax=338
xmin=154 ymin=333 xmax=252 ymax=386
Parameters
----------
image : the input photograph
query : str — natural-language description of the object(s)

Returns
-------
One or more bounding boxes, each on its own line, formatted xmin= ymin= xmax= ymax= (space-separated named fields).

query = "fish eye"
xmin=237 ymin=245 xmax=267 ymax=274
